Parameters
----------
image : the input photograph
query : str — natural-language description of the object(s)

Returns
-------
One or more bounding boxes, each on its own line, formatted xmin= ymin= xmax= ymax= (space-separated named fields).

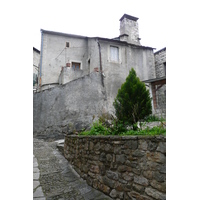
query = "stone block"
xmin=110 ymin=189 xmax=124 ymax=199
xmin=132 ymin=167 xmax=141 ymax=175
xmin=124 ymin=140 xmax=138 ymax=150
xmin=105 ymin=144 xmax=112 ymax=152
xmin=90 ymin=165 xmax=100 ymax=173
xmin=92 ymin=179 xmax=99 ymax=189
xmin=122 ymin=172 xmax=134 ymax=181
xmin=106 ymin=170 xmax=119 ymax=181
xmin=97 ymin=182 xmax=110 ymax=194
xmin=106 ymin=154 xmax=112 ymax=162
xmin=132 ymin=149 xmax=145 ymax=157
xmin=138 ymin=140 xmax=148 ymax=150
xmin=114 ymin=145 xmax=122 ymax=154
xmin=94 ymin=142 xmax=101 ymax=151
xmin=145 ymin=187 xmax=166 ymax=200
xmin=89 ymin=141 xmax=94 ymax=150
xmin=125 ymin=160 xmax=138 ymax=168
xmin=99 ymin=164 xmax=106 ymax=176
xmin=103 ymin=176 xmax=116 ymax=188
xmin=146 ymin=152 xmax=166 ymax=164
xmin=148 ymin=141 xmax=158 ymax=151
xmin=99 ymin=152 xmax=106 ymax=162
xmin=150 ymin=180 xmax=166 ymax=193
xmin=117 ymin=165 xmax=132 ymax=172
xmin=132 ymin=183 xmax=145 ymax=193
xmin=143 ymin=170 xmax=153 ymax=179
xmin=116 ymin=154 xmax=126 ymax=164
xmin=156 ymin=142 xmax=166 ymax=154
xmin=88 ymin=171 xmax=96 ymax=179
xmin=152 ymin=171 xmax=165 ymax=182
xmin=134 ymin=175 xmax=149 ymax=186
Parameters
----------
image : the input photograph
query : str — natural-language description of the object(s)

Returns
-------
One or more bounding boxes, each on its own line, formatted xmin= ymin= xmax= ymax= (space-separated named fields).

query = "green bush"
xmin=113 ymin=68 xmax=152 ymax=130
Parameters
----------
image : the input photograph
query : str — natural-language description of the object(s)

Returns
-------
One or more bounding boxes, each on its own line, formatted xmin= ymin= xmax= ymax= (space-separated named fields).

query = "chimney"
xmin=119 ymin=14 xmax=141 ymax=45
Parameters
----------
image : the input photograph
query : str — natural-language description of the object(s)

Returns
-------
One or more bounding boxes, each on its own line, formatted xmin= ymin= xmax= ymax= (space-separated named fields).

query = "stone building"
xmin=33 ymin=47 xmax=40 ymax=91
xmin=143 ymin=47 xmax=166 ymax=118
xmin=37 ymin=14 xmax=156 ymax=112
xmin=33 ymin=14 xmax=166 ymax=139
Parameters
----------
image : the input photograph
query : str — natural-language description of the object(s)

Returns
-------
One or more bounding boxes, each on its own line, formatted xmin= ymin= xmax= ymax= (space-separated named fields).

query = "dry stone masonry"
xmin=64 ymin=135 xmax=166 ymax=200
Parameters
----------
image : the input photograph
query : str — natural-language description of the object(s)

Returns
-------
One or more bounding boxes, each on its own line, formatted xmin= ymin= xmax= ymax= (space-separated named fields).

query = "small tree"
xmin=113 ymin=68 xmax=152 ymax=129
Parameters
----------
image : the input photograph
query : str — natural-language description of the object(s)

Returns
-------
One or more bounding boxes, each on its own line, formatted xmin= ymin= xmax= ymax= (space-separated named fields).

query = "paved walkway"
xmin=33 ymin=138 xmax=112 ymax=200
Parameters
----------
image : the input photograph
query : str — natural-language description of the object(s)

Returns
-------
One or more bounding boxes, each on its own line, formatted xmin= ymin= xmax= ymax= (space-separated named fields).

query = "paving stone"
xmin=33 ymin=172 xmax=40 ymax=180
xmin=33 ymin=162 xmax=39 ymax=168
xmin=33 ymin=180 xmax=40 ymax=190
xmin=34 ymin=186 xmax=45 ymax=198
xmin=33 ymin=167 xmax=40 ymax=173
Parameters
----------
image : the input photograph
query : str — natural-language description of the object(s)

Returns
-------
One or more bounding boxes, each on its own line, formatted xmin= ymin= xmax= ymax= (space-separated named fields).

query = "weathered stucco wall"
xmin=64 ymin=135 xmax=166 ymax=200
xmin=99 ymin=40 xmax=155 ymax=113
xmin=40 ymin=31 xmax=90 ymax=89
xmin=33 ymin=72 xmax=107 ymax=140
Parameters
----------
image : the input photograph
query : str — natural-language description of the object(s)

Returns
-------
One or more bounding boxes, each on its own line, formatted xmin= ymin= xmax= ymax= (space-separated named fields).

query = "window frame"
xmin=71 ymin=62 xmax=81 ymax=70
xmin=108 ymin=45 xmax=121 ymax=63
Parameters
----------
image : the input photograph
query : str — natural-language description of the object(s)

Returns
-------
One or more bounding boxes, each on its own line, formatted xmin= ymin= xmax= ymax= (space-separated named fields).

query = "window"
xmin=66 ymin=42 xmax=70 ymax=48
xmin=110 ymin=46 xmax=119 ymax=62
xmin=72 ymin=62 xmax=80 ymax=70
xmin=163 ymin=62 xmax=166 ymax=76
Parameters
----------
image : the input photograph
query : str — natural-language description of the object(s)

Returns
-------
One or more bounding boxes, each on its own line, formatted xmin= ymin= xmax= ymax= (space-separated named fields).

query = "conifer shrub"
xmin=113 ymin=68 xmax=152 ymax=130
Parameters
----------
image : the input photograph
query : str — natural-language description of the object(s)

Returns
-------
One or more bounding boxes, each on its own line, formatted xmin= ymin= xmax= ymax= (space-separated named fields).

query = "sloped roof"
xmin=40 ymin=29 xmax=154 ymax=50
xmin=33 ymin=47 xmax=40 ymax=53
xmin=119 ymin=14 xmax=139 ymax=21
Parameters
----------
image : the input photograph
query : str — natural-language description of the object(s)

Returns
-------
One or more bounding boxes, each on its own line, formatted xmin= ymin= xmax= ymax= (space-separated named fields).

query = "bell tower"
xmin=119 ymin=14 xmax=141 ymax=45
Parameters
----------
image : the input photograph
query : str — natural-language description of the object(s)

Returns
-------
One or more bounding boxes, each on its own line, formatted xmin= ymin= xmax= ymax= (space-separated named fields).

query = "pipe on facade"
xmin=97 ymin=40 xmax=104 ymax=87
xmin=39 ymin=30 xmax=44 ymax=87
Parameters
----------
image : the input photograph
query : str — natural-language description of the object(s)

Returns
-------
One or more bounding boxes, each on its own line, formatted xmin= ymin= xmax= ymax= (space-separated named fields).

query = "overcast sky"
xmin=32 ymin=0 xmax=167 ymax=51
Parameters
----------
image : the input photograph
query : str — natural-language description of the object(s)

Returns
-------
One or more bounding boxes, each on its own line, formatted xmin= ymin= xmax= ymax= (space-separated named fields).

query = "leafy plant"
xmin=80 ymin=121 xmax=110 ymax=135
xmin=79 ymin=120 xmax=166 ymax=136
xmin=144 ymin=115 xmax=160 ymax=122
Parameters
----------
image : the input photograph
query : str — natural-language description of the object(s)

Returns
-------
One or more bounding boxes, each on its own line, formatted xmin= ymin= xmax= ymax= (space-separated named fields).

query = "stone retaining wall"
xmin=64 ymin=135 xmax=166 ymax=200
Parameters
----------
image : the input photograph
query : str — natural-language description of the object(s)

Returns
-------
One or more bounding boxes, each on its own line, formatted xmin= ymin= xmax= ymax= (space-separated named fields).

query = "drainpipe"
xmin=39 ymin=29 xmax=44 ymax=88
xmin=97 ymin=40 xmax=104 ymax=87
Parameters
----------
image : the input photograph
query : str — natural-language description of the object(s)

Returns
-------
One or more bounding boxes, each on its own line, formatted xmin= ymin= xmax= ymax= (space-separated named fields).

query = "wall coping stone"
xmin=66 ymin=135 xmax=166 ymax=140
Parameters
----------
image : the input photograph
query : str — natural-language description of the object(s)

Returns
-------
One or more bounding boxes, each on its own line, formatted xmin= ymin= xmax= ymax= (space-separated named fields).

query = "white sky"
xmin=32 ymin=0 xmax=167 ymax=51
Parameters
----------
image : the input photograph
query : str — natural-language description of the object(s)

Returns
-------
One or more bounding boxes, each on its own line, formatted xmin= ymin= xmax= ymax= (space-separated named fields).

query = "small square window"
xmin=72 ymin=62 xmax=80 ymax=70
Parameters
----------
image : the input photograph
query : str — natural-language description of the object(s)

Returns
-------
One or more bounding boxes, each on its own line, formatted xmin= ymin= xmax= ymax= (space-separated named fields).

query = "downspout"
xmin=97 ymin=40 xmax=104 ymax=87
xmin=39 ymin=30 xmax=44 ymax=88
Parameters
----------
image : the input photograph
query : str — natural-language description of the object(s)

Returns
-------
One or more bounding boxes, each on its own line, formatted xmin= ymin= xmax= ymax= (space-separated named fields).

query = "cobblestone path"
xmin=33 ymin=138 xmax=112 ymax=200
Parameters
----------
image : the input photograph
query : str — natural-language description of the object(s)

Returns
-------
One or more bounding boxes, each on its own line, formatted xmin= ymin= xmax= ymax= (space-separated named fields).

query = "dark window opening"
xmin=163 ymin=62 xmax=166 ymax=76
xmin=66 ymin=42 xmax=70 ymax=48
